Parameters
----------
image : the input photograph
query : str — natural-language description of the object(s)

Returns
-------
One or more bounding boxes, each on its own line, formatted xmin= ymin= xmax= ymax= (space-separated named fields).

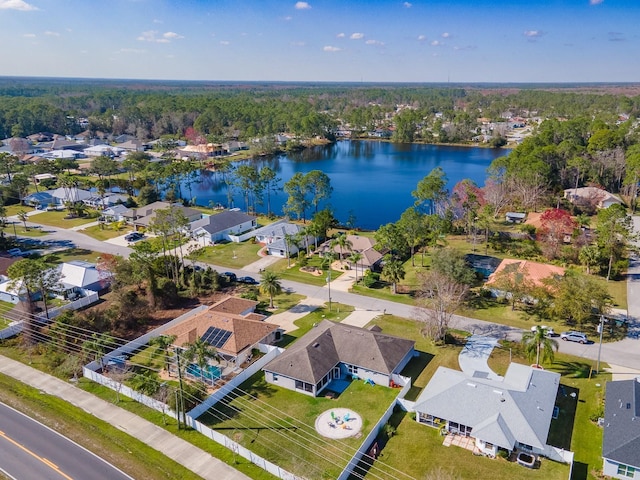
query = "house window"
xmin=295 ymin=380 xmax=313 ymax=393
xmin=518 ymin=442 xmax=533 ymax=451
xmin=272 ymin=374 xmax=278 ymax=382
xmin=617 ymin=465 xmax=636 ymax=478
xmin=346 ymin=364 xmax=357 ymax=375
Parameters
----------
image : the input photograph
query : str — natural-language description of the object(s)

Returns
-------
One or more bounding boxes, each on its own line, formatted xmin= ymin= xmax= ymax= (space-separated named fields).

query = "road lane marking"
xmin=0 ymin=430 xmax=74 ymax=480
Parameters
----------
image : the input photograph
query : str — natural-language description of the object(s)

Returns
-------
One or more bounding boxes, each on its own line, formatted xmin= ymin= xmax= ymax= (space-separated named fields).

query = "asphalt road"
xmin=14 ymin=217 xmax=640 ymax=370
xmin=0 ymin=402 xmax=132 ymax=480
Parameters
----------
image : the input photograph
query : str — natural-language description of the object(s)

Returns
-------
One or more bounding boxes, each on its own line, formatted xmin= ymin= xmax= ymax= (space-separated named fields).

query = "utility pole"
xmin=175 ymin=347 xmax=185 ymax=430
xmin=596 ymin=315 xmax=605 ymax=374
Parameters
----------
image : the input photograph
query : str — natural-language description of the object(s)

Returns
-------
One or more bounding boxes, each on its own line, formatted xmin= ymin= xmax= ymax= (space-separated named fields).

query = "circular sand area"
xmin=315 ymin=408 xmax=363 ymax=439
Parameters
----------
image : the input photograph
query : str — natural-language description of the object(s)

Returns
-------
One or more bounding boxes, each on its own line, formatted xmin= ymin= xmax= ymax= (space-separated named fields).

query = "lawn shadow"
xmin=571 ymin=461 xmax=588 ymax=480
xmin=276 ymin=333 xmax=297 ymax=348
xmin=551 ymin=361 xmax=592 ymax=379
xmin=547 ymin=384 xmax=579 ymax=450
xmin=400 ymin=351 xmax=434 ymax=401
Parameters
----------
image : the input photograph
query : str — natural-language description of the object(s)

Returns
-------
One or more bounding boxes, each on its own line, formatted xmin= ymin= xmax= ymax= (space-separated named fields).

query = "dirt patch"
xmin=300 ymin=266 xmax=323 ymax=276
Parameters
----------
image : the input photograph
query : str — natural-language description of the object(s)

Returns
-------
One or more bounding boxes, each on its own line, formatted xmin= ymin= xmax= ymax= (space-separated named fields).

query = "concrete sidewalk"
xmin=0 ymin=355 xmax=249 ymax=480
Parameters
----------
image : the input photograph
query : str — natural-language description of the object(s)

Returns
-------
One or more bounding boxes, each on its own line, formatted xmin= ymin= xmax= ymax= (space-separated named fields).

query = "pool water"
xmin=186 ymin=364 xmax=222 ymax=382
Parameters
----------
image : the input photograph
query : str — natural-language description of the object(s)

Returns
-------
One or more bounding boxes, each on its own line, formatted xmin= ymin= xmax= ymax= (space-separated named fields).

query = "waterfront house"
xmin=564 ymin=186 xmax=622 ymax=210
xmin=191 ymin=210 xmax=257 ymax=245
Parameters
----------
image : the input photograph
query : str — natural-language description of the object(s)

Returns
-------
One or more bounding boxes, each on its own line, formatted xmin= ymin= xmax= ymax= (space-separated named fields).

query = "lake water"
xmin=182 ymin=141 xmax=507 ymax=230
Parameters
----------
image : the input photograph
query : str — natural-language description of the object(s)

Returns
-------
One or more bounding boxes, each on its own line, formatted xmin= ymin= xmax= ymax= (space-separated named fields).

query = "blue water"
xmin=186 ymin=364 xmax=222 ymax=382
xmin=180 ymin=141 xmax=507 ymax=231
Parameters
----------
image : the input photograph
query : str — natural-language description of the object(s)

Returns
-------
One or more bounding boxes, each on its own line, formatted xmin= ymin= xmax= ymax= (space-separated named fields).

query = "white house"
xmin=413 ymin=363 xmax=565 ymax=461
xmin=564 ymin=186 xmax=623 ymax=209
xmin=191 ymin=210 xmax=257 ymax=245
xmin=252 ymin=220 xmax=314 ymax=257
xmin=83 ymin=144 xmax=125 ymax=158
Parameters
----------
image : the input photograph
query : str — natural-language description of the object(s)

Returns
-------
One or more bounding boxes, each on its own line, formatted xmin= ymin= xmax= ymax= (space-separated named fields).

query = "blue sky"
xmin=0 ymin=0 xmax=637 ymax=83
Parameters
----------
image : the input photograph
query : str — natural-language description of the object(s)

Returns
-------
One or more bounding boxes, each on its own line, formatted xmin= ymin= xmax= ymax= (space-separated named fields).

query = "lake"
xmin=182 ymin=141 xmax=508 ymax=230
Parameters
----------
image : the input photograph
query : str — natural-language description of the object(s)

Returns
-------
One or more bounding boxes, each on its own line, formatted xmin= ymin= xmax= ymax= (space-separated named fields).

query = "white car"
xmin=530 ymin=325 xmax=555 ymax=337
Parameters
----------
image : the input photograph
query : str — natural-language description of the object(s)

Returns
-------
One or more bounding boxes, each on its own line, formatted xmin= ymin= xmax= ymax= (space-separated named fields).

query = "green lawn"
xmin=278 ymin=302 xmax=355 ymax=347
xmin=80 ymin=224 xmax=131 ymax=241
xmin=8 ymin=225 xmax=50 ymax=237
xmin=350 ymin=283 xmax=415 ymax=305
xmin=197 ymin=241 xmax=262 ymax=268
xmin=198 ymin=371 xmax=400 ymax=480
xmin=42 ymin=248 xmax=102 ymax=264
xmin=256 ymin=291 xmax=305 ymax=315
xmin=268 ymin=256 xmax=344 ymax=286
xmin=28 ymin=210 xmax=99 ymax=228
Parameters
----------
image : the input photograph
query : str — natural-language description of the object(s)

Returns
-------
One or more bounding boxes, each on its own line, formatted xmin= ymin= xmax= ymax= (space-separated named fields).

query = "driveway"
xmin=457 ymin=335 xmax=503 ymax=381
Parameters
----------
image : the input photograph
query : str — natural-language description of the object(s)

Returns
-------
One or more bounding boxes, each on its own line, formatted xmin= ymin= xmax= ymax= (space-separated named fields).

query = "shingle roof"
xmin=191 ymin=210 xmax=256 ymax=235
xmin=263 ymin=320 xmax=415 ymax=384
xmin=603 ymin=379 xmax=640 ymax=467
xmin=486 ymin=259 xmax=565 ymax=289
xmin=413 ymin=363 xmax=560 ymax=451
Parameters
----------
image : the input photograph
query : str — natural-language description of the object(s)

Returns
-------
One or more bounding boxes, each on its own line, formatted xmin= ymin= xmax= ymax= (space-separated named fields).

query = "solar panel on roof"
xmin=201 ymin=327 xmax=232 ymax=348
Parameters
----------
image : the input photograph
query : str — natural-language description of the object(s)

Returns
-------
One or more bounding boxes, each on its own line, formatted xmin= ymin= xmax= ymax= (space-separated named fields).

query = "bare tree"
xmin=414 ymin=271 xmax=468 ymax=343
xmin=109 ymin=364 xmax=133 ymax=404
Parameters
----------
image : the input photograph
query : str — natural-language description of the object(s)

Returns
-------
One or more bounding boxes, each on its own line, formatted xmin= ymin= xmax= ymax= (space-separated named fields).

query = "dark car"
xmin=124 ymin=232 xmax=144 ymax=242
xmin=222 ymin=272 xmax=237 ymax=282
xmin=238 ymin=276 xmax=259 ymax=285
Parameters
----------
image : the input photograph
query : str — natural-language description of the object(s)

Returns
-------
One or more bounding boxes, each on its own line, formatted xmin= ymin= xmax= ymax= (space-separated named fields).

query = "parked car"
xmin=6 ymin=248 xmax=23 ymax=257
xmin=530 ymin=325 xmax=556 ymax=337
xmin=222 ymin=272 xmax=237 ymax=282
xmin=238 ymin=276 xmax=259 ymax=285
xmin=560 ymin=331 xmax=588 ymax=344
xmin=124 ymin=232 xmax=144 ymax=242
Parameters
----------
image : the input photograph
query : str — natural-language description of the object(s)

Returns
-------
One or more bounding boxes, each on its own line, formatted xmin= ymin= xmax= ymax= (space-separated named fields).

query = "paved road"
xmin=0 ymin=401 xmax=132 ymax=480
xmin=13 ymin=218 xmax=640 ymax=370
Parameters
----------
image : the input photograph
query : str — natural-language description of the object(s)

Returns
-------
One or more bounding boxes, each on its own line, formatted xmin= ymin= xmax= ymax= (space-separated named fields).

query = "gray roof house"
xmin=413 ymin=363 xmax=564 ymax=460
xmin=253 ymin=220 xmax=315 ymax=257
xmin=23 ymin=191 xmax=54 ymax=207
xmin=122 ymin=202 xmax=202 ymax=231
xmin=317 ymin=234 xmax=384 ymax=270
xmin=191 ymin=210 xmax=257 ymax=245
xmin=602 ymin=378 xmax=640 ymax=479
xmin=263 ymin=320 xmax=415 ymax=397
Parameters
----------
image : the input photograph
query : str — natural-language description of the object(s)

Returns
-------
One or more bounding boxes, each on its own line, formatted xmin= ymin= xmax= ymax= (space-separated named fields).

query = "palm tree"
xmin=186 ymin=338 xmax=219 ymax=385
xmin=522 ymin=326 xmax=559 ymax=367
xmin=381 ymin=255 xmax=406 ymax=294
xmin=17 ymin=210 xmax=28 ymax=231
xmin=330 ymin=234 xmax=353 ymax=261
xmin=348 ymin=251 xmax=363 ymax=283
xmin=260 ymin=270 xmax=283 ymax=309
xmin=150 ymin=334 xmax=177 ymax=373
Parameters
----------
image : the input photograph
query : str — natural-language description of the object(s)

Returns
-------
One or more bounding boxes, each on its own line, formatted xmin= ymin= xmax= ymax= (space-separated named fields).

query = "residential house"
xmin=485 ymin=259 xmax=565 ymax=296
xmin=163 ymin=296 xmax=278 ymax=368
xmin=191 ymin=210 xmax=257 ymax=246
xmin=602 ymin=378 xmax=640 ymax=479
xmin=23 ymin=191 xmax=54 ymax=208
xmin=316 ymin=234 xmax=384 ymax=271
xmin=413 ymin=363 xmax=563 ymax=460
xmin=55 ymin=260 xmax=109 ymax=299
xmin=505 ymin=212 xmax=526 ymax=223
xmin=49 ymin=187 xmax=93 ymax=206
xmin=118 ymin=139 xmax=146 ymax=152
xmin=83 ymin=193 xmax=128 ymax=210
xmin=101 ymin=204 xmax=128 ymax=222
xmin=564 ymin=187 xmax=623 ymax=210
xmin=122 ymin=202 xmax=202 ymax=231
xmin=253 ymin=220 xmax=314 ymax=257
xmin=263 ymin=320 xmax=415 ymax=397
xmin=83 ymin=144 xmax=125 ymax=158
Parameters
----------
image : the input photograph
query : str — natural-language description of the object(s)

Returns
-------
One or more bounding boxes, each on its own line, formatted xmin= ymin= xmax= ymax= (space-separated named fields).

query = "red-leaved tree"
xmin=538 ymin=208 xmax=576 ymax=259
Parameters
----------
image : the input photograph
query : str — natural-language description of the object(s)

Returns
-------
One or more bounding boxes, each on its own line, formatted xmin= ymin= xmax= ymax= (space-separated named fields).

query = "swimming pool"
xmin=186 ymin=364 xmax=222 ymax=382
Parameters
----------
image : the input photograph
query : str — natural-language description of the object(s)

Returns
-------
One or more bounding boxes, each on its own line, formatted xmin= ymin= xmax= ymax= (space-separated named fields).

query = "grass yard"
xmin=28 ymin=210 xmax=99 ymax=228
xmin=80 ymin=224 xmax=131 ymax=241
xmin=256 ymin=291 xmax=305 ymax=315
xmin=371 ymin=410 xmax=569 ymax=480
xmin=269 ymin=256 xmax=345 ymax=286
xmin=42 ymin=247 xmax=102 ymax=264
xmin=279 ymin=302 xmax=355 ymax=346
xmin=128 ymin=343 xmax=166 ymax=370
xmin=350 ymin=283 xmax=415 ymax=305
xmin=197 ymin=241 xmax=262 ymax=268
xmin=8 ymin=224 xmax=50 ymax=237
xmin=198 ymin=371 xmax=401 ymax=480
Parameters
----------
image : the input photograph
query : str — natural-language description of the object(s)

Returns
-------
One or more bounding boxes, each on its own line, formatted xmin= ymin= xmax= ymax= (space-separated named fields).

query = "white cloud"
xmin=323 ymin=45 xmax=341 ymax=52
xmin=219 ymin=40 xmax=230 ymax=45
xmin=453 ymin=45 xmax=477 ymax=51
xmin=0 ymin=0 xmax=38 ymax=11
xmin=590 ymin=0 xmax=604 ymax=4
xmin=403 ymin=2 xmax=412 ymax=7
xmin=430 ymin=40 xmax=442 ymax=46
xmin=523 ymin=30 xmax=544 ymax=38
xmin=44 ymin=31 xmax=60 ymax=37
xmin=22 ymin=33 xmax=36 ymax=37
xmin=295 ymin=1 xmax=311 ymax=9
xmin=350 ymin=32 xmax=364 ymax=40
xmin=441 ymin=32 xmax=450 ymax=38
xmin=284 ymin=15 xmax=292 ymax=20
xmin=137 ymin=30 xmax=183 ymax=43
xmin=366 ymin=39 xmax=384 ymax=46
xmin=163 ymin=31 xmax=184 ymax=40
xmin=153 ymin=19 xmax=163 ymax=24
xmin=336 ymin=32 xmax=345 ymax=38
xmin=417 ymin=34 xmax=426 ymax=41
xmin=117 ymin=48 xmax=146 ymax=54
